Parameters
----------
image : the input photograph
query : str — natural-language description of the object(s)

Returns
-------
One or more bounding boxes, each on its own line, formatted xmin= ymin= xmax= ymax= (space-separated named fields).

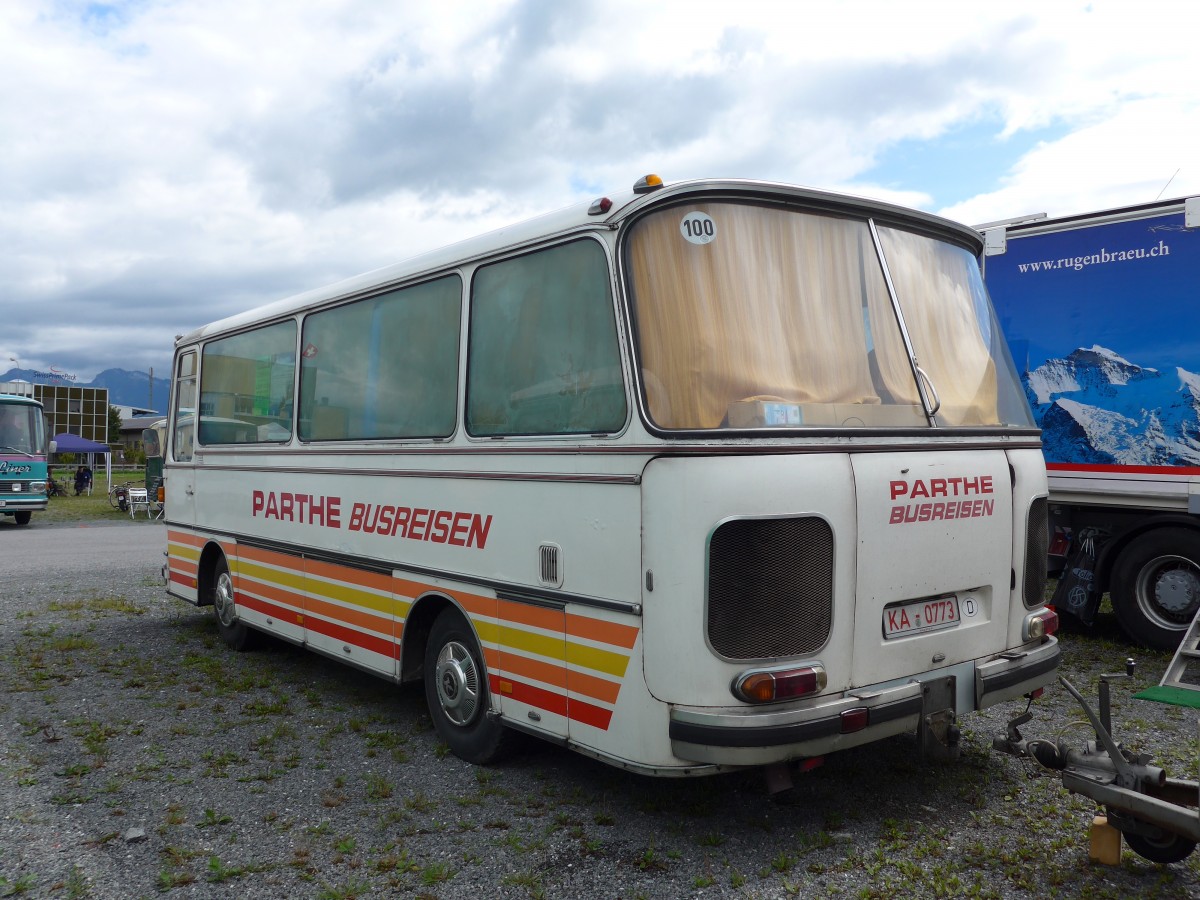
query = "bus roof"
xmin=0 ymin=391 xmax=43 ymax=407
xmin=178 ymin=177 xmax=982 ymax=347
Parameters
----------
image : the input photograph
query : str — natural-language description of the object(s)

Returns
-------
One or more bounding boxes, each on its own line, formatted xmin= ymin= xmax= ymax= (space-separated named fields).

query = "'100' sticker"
xmin=680 ymin=211 xmax=716 ymax=245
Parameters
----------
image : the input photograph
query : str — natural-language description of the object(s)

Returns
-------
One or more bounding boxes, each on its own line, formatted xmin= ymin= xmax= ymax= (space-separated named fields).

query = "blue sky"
xmin=2 ymin=0 xmax=1198 ymax=381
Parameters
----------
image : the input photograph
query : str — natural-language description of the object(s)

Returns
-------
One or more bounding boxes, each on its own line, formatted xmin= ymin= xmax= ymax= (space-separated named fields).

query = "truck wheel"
xmin=14 ymin=511 xmax=31 ymax=525
xmin=210 ymin=554 xmax=259 ymax=651
xmin=1124 ymin=829 xmax=1196 ymax=864
xmin=424 ymin=608 xmax=515 ymax=765
xmin=1111 ymin=528 xmax=1200 ymax=650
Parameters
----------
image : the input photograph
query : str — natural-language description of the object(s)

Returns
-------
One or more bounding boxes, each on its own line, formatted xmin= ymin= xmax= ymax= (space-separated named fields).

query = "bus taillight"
xmin=1024 ymin=608 xmax=1059 ymax=642
xmin=734 ymin=664 xmax=827 ymax=704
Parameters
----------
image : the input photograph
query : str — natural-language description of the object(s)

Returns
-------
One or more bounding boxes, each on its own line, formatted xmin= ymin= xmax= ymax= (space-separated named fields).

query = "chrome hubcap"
xmin=214 ymin=570 xmax=237 ymax=627
xmin=434 ymin=639 xmax=480 ymax=727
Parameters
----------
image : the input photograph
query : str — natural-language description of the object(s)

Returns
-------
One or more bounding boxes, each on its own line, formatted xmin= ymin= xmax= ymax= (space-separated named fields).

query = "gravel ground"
xmin=2 ymin=519 xmax=1200 ymax=899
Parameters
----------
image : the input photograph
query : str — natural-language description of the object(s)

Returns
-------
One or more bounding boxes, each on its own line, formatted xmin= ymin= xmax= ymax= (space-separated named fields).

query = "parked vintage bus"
xmin=162 ymin=176 xmax=1059 ymax=780
xmin=0 ymin=389 xmax=53 ymax=526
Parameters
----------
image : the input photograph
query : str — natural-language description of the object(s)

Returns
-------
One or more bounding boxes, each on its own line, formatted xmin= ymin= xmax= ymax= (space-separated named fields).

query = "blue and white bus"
xmin=0 ymin=391 xmax=52 ymax=526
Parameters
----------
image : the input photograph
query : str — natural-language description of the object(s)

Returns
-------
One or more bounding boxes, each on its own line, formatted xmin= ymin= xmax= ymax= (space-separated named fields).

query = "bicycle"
xmin=108 ymin=480 xmax=139 ymax=510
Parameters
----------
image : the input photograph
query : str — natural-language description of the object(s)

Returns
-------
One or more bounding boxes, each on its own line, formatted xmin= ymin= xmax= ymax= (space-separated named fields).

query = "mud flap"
xmin=919 ymin=676 xmax=961 ymax=763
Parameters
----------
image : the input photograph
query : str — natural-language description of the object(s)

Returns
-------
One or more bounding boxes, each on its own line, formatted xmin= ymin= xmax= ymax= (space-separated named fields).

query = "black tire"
xmin=210 ymin=554 xmax=258 ymax=651
xmin=424 ymin=608 xmax=515 ymax=765
xmin=1111 ymin=528 xmax=1200 ymax=650
xmin=14 ymin=511 xmax=30 ymax=525
xmin=1124 ymin=829 xmax=1196 ymax=864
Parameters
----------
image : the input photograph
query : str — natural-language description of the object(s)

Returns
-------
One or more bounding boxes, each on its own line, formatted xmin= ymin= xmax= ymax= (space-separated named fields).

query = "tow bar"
xmin=994 ymin=660 xmax=1200 ymax=864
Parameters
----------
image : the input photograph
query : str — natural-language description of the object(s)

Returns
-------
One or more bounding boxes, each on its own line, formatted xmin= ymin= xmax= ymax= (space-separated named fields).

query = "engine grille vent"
xmin=539 ymin=543 xmax=563 ymax=588
xmin=707 ymin=517 xmax=834 ymax=660
xmin=1024 ymin=497 xmax=1049 ymax=608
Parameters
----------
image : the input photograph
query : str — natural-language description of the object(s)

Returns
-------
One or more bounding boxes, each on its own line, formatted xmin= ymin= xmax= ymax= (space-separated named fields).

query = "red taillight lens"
xmin=840 ymin=708 xmax=869 ymax=733
xmin=1024 ymin=608 xmax=1059 ymax=641
xmin=734 ymin=665 xmax=827 ymax=703
xmin=1042 ymin=608 xmax=1059 ymax=636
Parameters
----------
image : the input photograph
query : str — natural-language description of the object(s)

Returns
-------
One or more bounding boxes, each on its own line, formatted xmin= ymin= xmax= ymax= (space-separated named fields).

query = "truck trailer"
xmin=981 ymin=196 xmax=1200 ymax=649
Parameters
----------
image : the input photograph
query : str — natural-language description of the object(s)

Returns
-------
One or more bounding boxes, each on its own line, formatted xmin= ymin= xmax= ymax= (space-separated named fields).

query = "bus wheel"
xmin=1111 ymin=528 xmax=1200 ymax=651
xmin=210 ymin=554 xmax=258 ymax=651
xmin=14 ymin=511 xmax=30 ymax=525
xmin=424 ymin=609 xmax=514 ymax=765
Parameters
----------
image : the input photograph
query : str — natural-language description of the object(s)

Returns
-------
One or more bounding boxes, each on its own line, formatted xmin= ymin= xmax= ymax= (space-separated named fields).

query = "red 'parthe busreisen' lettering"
xmin=889 ymin=499 xmax=995 ymax=524
xmin=251 ymin=490 xmax=341 ymax=528
xmin=889 ymin=475 xmax=993 ymax=500
xmin=888 ymin=473 xmax=996 ymax=525
xmin=346 ymin=502 xmax=492 ymax=549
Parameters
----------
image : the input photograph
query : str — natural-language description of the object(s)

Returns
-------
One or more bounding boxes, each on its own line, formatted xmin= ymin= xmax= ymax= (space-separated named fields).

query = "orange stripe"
xmin=238 ymin=544 xmax=303 ymax=570
xmin=304 ymin=592 xmax=393 ymax=637
xmin=497 ymin=651 xmax=621 ymax=705
xmin=567 ymin=668 xmax=622 ymax=705
xmin=498 ymin=598 xmax=567 ymax=632
xmin=167 ymin=529 xmax=204 ymax=547
xmin=566 ymin=612 xmax=640 ymax=648
xmin=499 ymin=652 xmax=567 ymax=691
xmin=239 ymin=577 xmax=306 ymax=610
xmin=171 ymin=558 xmax=198 ymax=577
xmin=306 ymin=557 xmax=393 ymax=593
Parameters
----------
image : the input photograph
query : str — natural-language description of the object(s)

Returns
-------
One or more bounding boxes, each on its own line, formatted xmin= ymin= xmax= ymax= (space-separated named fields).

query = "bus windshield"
xmin=625 ymin=201 xmax=1032 ymax=430
xmin=0 ymin=402 xmax=45 ymax=455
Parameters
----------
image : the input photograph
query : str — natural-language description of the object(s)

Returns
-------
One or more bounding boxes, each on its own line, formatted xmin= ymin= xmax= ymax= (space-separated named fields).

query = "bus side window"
xmin=298 ymin=274 xmax=461 ymax=442
xmin=172 ymin=351 xmax=197 ymax=463
xmin=199 ymin=321 xmax=297 ymax=445
xmin=467 ymin=239 xmax=627 ymax=436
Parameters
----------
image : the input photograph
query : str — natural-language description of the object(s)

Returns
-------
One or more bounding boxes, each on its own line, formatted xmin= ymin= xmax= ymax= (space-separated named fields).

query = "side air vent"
xmin=707 ymin=517 xmax=834 ymax=660
xmin=539 ymin=543 xmax=563 ymax=588
xmin=1024 ymin=497 xmax=1049 ymax=608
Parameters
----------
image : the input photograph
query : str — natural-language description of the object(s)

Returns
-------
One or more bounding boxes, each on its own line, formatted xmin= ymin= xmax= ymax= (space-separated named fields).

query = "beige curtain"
xmin=877 ymin=228 xmax=999 ymax=426
xmin=629 ymin=204 xmax=906 ymax=429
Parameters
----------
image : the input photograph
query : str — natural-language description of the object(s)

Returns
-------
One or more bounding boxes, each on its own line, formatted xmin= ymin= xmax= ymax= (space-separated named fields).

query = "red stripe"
xmin=489 ymin=675 xmax=614 ymax=730
xmin=567 ymin=697 xmax=614 ymax=731
xmin=303 ymin=613 xmax=399 ymax=660
xmin=1048 ymin=462 xmax=1200 ymax=475
xmin=491 ymin=675 xmax=568 ymax=717
xmin=238 ymin=592 xmax=302 ymax=625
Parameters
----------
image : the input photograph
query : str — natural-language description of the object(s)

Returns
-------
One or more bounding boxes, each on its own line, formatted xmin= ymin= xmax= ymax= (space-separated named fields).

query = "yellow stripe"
xmin=236 ymin=560 xmax=306 ymax=593
xmin=483 ymin=622 xmax=630 ymax=678
xmin=565 ymin=640 xmax=631 ymax=678
xmin=306 ymin=578 xmax=393 ymax=616
xmin=169 ymin=544 xmax=201 ymax=561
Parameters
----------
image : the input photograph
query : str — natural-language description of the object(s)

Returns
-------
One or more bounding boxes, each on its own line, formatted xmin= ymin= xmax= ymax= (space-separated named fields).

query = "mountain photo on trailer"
xmin=986 ymin=209 xmax=1200 ymax=469
xmin=1025 ymin=346 xmax=1200 ymax=467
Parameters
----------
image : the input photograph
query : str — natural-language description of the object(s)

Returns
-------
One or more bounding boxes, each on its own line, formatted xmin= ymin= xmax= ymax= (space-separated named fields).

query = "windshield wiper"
xmin=0 ymin=445 xmax=35 ymax=458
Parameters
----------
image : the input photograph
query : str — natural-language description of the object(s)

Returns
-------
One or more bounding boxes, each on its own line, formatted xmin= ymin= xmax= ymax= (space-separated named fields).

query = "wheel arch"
xmin=400 ymin=592 xmax=471 ymax=685
xmin=195 ymin=540 xmax=229 ymax=607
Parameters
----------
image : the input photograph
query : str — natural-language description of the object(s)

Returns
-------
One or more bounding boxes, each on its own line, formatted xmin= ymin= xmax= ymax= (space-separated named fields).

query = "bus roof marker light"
xmin=588 ymin=197 xmax=613 ymax=215
xmin=633 ymin=174 xmax=664 ymax=194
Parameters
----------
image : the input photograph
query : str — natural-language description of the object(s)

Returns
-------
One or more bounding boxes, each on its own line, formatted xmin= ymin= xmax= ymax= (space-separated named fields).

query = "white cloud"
xmin=1 ymin=0 xmax=1197 ymax=379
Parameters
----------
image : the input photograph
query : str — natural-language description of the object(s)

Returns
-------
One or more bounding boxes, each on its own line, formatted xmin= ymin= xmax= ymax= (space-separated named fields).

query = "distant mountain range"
xmin=1026 ymin=345 xmax=1200 ymax=466
xmin=1 ymin=368 xmax=171 ymax=413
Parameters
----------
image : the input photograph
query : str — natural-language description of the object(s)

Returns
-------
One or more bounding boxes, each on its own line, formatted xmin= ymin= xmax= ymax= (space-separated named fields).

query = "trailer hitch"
xmin=994 ymin=660 xmax=1200 ymax=864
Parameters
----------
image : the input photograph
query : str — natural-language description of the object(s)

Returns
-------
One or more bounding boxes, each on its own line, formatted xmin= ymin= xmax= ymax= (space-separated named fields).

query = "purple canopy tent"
xmin=52 ymin=433 xmax=111 ymax=494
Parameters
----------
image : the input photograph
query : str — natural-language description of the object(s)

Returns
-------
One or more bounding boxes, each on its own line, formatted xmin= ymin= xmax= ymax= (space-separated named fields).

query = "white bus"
xmin=163 ymin=176 xmax=1059 ymax=780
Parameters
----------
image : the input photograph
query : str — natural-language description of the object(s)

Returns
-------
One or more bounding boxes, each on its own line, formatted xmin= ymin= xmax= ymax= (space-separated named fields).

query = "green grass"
xmin=36 ymin=470 xmax=157 ymax=524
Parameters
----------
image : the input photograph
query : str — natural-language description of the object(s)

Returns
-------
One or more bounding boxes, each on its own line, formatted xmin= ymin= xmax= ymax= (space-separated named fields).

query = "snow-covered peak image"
xmin=1026 ymin=348 xmax=1200 ymax=466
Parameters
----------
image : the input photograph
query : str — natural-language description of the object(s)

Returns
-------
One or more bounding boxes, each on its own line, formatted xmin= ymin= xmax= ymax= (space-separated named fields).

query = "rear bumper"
xmin=668 ymin=637 xmax=1060 ymax=767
